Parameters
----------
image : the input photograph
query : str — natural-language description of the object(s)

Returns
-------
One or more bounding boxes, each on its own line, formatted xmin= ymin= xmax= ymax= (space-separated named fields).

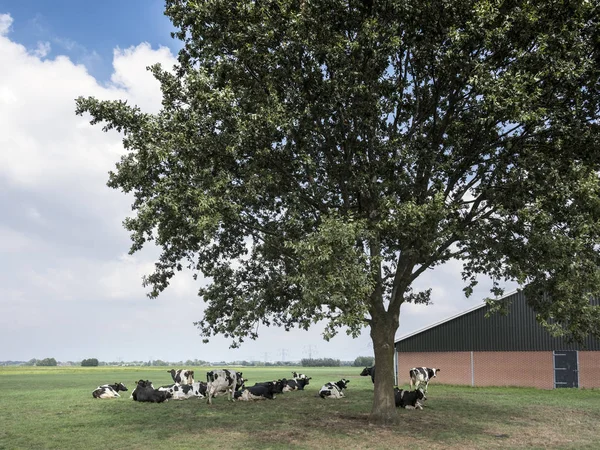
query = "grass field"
xmin=1 ymin=366 xmax=599 ymax=449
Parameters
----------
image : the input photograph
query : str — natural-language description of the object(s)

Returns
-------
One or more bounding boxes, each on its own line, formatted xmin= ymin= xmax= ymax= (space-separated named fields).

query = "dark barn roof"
xmin=395 ymin=290 xmax=600 ymax=352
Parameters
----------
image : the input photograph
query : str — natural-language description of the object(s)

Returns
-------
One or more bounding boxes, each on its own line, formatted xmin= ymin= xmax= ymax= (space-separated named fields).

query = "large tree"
xmin=76 ymin=0 xmax=600 ymax=424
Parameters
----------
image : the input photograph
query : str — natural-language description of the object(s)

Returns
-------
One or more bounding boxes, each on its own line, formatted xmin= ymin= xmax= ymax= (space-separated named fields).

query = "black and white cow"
xmin=235 ymin=383 xmax=277 ymax=401
xmin=206 ymin=369 xmax=246 ymax=404
xmin=409 ymin=367 xmax=440 ymax=393
xmin=292 ymin=372 xmax=308 ymax=380
xmin=394 ymin=387 xmax=426 ymax=410
xmin=360 ymin=366 xmax=375 ymax=383
xmin=132 ymin=379 xmax=172 ymax=403
xmin=282 ymin=377 xmax=311 ymax=392
xmin=158 ymin=381 xmax=206 ymax=400
xmin=318 ymin=379 xmax=350 ymax=399
xmin=92 ymin=382 xmax=128 ymax=399
xmin=167 ymin=369 xmax=194 ymax=385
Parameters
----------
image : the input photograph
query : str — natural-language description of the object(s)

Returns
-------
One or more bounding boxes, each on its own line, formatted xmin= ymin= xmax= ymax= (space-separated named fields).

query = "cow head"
xmin=235 ymin=372 xmax=247 ymax=390
xmin=428 ymin=368 xmax=440 ymax=379
xmin=360 ymin=367 xmax=373 ymax=376
xmin=334 ymin=379 xmax=350 ymax=390
xmin=416 ymin=388 xmax=426 ymax=401
xmin=114 ymin=382 xmax=128 ymax=392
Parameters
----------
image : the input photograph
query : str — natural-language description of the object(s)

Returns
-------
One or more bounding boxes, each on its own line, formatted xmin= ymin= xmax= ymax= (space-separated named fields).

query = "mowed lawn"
xmin=1 ymin=366 xmax=599 ymax=449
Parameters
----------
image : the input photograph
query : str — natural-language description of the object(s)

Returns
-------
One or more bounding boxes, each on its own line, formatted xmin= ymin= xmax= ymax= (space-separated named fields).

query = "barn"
xmin=394 ymin=290 xmax=600 ymax=389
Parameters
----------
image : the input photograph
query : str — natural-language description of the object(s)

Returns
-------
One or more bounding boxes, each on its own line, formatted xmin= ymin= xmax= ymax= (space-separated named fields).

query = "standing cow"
xmin=167 ymin=369 xmax=194 ymax=385
xmin=206 ymin=369 xmax=246 ymax=404
xmin=409 ymin=367 xmax=440 ymax=393
xmin=360 ymin=366 xmax=375 ymax=383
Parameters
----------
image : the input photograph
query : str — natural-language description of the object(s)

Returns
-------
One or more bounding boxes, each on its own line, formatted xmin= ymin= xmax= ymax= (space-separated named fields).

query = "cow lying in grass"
xmin=131 ymin=380 xmax=172 ymax=403
xmin=319 ymin=379 xmax=349 ymax=399
xmin=283 ymin=377 xmax=311 ymax=391
xmin=158 ymin=381 xmax=207 ymax=400
xmin=253 ymin=379 xmax=287 ymax=395
xmin=292 ymin=372 xmax=308 ymax=380
xmin=394 ymin=387 xmax=426 ymax=410
xmin=235 ymin=383 xmax=277 ymax=401
xmin=92 ymin=382 xmax=128 ymax=399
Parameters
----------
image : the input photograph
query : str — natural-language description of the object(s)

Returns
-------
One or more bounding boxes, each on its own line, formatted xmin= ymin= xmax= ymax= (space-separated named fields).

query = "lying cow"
xmin=292 ymin=372 xmax=308 ymax=380
xmin=132 ymin=379 xmax=172 ymax=403
xmin=360 ymin=365 xmax=375 ymax=383
xmin=253 ymin=379 xmax=287 ymax=394
xmin=167 ymin=369 xmax=194 ymax=385
xmin=206 ymin=369 xmax=246 ymax=404
xmin=319 ymin=379 xmax=349 ymax=399
xmin=394 ymin=387 xmax=426 ymax=410
xmin=92 ymin=382 xmax=128 ymax=399
xmin=409 ymin=367 xmax=440 ymax=393
xmin=283 ymin=377 xmax=311 ymax=391
xmin=235 ymin=383 xmax=277 ymax=401
xmin=158 ymin=381 xmax=207 ymax=400
xmin=130 ymin=379 xmax=154 ymax=400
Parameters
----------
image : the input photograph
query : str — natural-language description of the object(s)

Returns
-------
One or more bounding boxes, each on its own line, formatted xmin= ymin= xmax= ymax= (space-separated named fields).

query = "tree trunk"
xmin=369 ymin=312 xmax=400 ymax=425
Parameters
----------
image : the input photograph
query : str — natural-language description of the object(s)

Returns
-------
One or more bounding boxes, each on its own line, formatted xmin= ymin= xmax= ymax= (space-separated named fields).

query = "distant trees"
xmin=301 ymin=358 xmax=341 ymax=367
xmin=353 ymin=356 xmax=375 ymax=367
xmin=81 ymin=358 xmax=99 ymax=367
xmin=36 ymin=358 xmax=57 ymax=367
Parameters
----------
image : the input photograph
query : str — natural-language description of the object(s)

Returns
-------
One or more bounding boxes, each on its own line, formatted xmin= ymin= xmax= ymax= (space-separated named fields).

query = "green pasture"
xmin=0 ymin=366 xmax=599 ymax=449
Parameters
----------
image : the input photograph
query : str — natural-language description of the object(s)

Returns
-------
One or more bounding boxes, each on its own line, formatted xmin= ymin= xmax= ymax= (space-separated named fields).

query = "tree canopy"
xmin=76 ymin=0 xmax=600 ymax=423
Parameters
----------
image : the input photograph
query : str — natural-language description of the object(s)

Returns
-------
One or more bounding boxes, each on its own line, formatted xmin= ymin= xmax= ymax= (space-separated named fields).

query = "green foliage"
xmin=353 ymin=356 xmax=375 ymax=367
xmin=36 ymin=358 xmax=57 ymax=367
xmin=81 ymin=358 xmax=99 ymax=367
xmin=300 ymin=358 xmax=341 ymax=367
xmin=76 ymin=0 xmax=600 ymax=421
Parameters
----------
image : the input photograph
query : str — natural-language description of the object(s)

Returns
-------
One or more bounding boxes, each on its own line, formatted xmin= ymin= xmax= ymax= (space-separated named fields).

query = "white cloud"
xmin=32 ymin=41 xmax=51 ymax=58
xmin=0 ymin=13 xmax=12 ymax=35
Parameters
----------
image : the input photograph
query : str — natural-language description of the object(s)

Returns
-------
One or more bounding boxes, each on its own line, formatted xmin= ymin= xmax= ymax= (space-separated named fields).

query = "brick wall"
xmin=397 ymin=351 xmax=600 ymax=389
xmin=473 ymin=351 xmax=553 ymax=389
xmin=579 ymin=352 xmax=600 ymax=389
xmin=397 ymin=351 xmax=471 ymax=388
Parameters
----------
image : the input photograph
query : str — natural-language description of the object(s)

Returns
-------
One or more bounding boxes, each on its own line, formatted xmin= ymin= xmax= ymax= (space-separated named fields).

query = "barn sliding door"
xmin=553 ymin=351 xmax=579 ymax=388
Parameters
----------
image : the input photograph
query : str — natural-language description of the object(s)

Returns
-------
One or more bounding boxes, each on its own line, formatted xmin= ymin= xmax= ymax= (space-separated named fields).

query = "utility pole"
xmin=279 ymin=348 xmax=287 ymax=362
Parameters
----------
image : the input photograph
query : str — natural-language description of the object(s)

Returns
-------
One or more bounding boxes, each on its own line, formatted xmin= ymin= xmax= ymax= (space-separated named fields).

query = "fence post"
xmin=470 ymin=351 xmax=475 ymax=387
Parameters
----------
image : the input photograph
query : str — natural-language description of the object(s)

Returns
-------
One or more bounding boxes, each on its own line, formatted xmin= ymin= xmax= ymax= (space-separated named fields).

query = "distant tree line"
xmin=353 ymin=356 xmax=375 ymax=367
xmin=301 ymin=358 xmax=341 ymax=367
xmin=81 ymin=358 xmax=99 ymax=367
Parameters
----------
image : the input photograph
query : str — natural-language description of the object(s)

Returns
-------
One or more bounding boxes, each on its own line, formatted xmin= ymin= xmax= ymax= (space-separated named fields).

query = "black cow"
xmin=394 ymin=387 xmax=426 ymax=410
xmin=283 ymin=377 xmax=311 ymax=391
xmin=236 ymin=383 xmax=277 ymax=401
xmin=92 ymin=382 xmax=128 ymax=399
xmin=253 ymin=379 xmax=287 ymax=394
xmin=132 ymin=380 xmax=172 ymax=403
xmin=360 ymin=366 xmax=375 ymax=383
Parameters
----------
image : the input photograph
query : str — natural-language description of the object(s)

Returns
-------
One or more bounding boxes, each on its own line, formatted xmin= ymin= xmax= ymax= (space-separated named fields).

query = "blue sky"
xmin=0 ymin=2 xmax=513 ymax=364
xmin=0 ymin=0 xmax=178 ymax=81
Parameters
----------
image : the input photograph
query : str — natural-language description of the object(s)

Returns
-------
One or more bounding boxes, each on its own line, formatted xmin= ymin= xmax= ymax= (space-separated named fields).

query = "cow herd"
xmin=92 ymin=366 xmax=440 ymax=411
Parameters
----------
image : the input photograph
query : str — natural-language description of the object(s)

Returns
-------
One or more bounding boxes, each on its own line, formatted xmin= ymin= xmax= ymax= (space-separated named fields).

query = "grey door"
xmin=554 ymin=351 xmax=579 ymax=388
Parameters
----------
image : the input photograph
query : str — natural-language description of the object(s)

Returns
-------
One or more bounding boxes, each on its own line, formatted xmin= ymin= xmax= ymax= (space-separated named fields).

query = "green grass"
xmin=1 ymin=366 xmax=599 ymax=449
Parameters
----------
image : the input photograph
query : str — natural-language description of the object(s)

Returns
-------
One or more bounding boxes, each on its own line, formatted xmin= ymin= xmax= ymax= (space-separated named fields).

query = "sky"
xmin=0 ymin=2 xmax=516 ymax=364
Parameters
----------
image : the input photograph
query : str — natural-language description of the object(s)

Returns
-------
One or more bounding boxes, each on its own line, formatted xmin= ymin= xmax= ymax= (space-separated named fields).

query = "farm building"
xmin=395 ymin=290 xmax=600 ymax=389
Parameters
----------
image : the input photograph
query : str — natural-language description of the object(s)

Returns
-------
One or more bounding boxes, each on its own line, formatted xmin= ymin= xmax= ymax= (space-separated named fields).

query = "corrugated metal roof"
xmin=395 ymin=290 xmax=600 ymax=352
xmin=395 ymin=289 xmax=520 ymax=343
